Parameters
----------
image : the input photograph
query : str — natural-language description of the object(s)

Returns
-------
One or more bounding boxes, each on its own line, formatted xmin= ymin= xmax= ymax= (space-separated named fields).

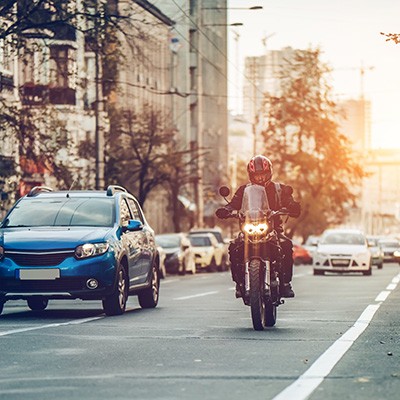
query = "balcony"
xmin=20 ymin=84 xmax=76 ymax=106
xmin=49 ymin=87 xmax=76 ymax=105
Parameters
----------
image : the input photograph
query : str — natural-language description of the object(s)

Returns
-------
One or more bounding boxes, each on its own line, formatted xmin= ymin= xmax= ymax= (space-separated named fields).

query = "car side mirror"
xmin=126 ymin=219 xmax=143 ymax=231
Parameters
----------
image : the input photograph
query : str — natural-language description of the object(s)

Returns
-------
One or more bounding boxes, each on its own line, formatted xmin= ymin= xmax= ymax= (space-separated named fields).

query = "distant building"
xmin=362 ymin=149 xmax=400 ymax=235
xmin=337 ymin=98 xmax=371 ymax=151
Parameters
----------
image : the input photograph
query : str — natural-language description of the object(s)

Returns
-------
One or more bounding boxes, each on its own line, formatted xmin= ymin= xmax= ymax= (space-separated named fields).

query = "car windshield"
xmin=379 ymin=240 xmax=399 ymax=247
xmin=1 ymin=197 xmax=115 ymax=227
xmin=191 ymin=231 xmax=223 ymax=243
xmin=156 ymin=235 xmax=181 ymax=248
xmin=190 ymin=236 xmax=211 ymax=246
xmin=321 ymin=232 xmax=365 ymax=245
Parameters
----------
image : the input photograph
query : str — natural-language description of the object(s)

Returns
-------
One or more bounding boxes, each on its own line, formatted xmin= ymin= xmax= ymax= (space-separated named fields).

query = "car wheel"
xmin=102 ymin=266 xmax=128 ymax=316
xmin=363 ymin=268 xmax=372 ymax=276
xmin=138 ymin=261 xmax=160 ymax=308
xmin=207 ymin=258 xmax=217 ymax=273
xmin=27 ymin=297 xmax=48 ymax=311
xmin=313 ymin=269 xmax=324 ymax=276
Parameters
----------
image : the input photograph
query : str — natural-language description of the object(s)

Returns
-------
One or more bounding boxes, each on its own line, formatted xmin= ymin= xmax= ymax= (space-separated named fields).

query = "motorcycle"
xmin=218 ymin=184 xmax=289 ymax=330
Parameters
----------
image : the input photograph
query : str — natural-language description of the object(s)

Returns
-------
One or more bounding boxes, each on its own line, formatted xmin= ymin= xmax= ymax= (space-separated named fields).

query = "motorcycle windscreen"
xmin=240 ymin=184 xmax=270 ymax=220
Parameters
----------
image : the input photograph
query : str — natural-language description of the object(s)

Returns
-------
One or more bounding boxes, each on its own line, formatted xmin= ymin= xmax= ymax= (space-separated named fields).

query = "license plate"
xmin=332 ymin=259 xmax=350 ymax=266
xmin=18 ymin=269 xmax=60 ymax=280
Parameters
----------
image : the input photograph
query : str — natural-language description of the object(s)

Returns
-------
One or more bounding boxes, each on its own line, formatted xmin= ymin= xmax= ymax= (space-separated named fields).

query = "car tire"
xmin=363 ymin=268 xmax=372 ymax=276
xmin=102 ymin=266 xmax=128 ymax=316
xmin=138 ymin=262 xmax=160 ymax=309
xmin=378 ymin=263 xmax=383 ymax=269
xmin=27 ymin=297 xmax=48 ymax=311
xmin=207 ymin=258 xmax=217 ymax=273
xmin=313 ymin=269 xmax=324 ymax=276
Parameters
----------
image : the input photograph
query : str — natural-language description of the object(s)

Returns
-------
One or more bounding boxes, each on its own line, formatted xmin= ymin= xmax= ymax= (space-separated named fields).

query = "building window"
xmin=49 ymin=45 xmax=75 ymax=88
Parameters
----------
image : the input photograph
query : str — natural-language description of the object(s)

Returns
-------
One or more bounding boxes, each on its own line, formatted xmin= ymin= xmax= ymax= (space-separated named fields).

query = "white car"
xmin=189 ymin=233 xmax=221 ymax=272
xmin=189 ymin=227 xmax=229 ymax=271
xmin=313 ymin=229 xmax=372 ymax=276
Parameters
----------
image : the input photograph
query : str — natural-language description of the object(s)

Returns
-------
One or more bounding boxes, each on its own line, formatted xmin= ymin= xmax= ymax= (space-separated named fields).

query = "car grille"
xmin=331 ymin=259 xmax=351 ymax=267
xmin=6 ymin=251 xmax=74 ymax=266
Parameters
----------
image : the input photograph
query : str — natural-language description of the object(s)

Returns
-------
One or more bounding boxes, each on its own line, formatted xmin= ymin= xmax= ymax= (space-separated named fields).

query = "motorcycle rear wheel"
xmin=249 ymin=259 xmax=266 ymax=331
xmin=264 ymin=301 xmax=277 ymax=327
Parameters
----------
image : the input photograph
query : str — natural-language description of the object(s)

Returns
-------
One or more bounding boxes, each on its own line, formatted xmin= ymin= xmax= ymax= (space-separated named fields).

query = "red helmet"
xmin=247 ymin=155 xmax=273 ymax=185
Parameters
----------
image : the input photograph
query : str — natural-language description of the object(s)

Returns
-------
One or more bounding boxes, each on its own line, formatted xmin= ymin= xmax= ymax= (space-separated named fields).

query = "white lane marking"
xmin=375 ymin=291 xmax=390 ymax=302
xmin=0 ymin=316 xmax=103 ymax=337
xmin=272 ymin=272 xmax=400 ymax=400
xmin=386 ymin=283 xmax=397 ymax=291
xmin=392 ymin=276 xmax=400 ymax=284
xmin=173 ymin=291 xmax=219 ymax=301
xmin=272 ymin=304 xmax=380 ymax=400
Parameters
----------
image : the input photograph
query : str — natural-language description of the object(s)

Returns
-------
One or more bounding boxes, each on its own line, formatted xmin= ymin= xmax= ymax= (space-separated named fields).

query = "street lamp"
xmin=203 ymin=22 xmax=244 ymax=27
xmin=202 ymin=6 xmax=263 ymax=10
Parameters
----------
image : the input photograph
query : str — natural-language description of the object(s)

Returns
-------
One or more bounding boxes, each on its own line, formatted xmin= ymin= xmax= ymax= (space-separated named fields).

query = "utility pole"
xmin=194 ymin=1 xmax=204 ymax=227
xmin=94 ymin=0 xmax=105 ymax=190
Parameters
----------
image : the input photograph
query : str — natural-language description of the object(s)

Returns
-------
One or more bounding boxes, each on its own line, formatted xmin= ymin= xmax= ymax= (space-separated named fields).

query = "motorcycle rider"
xmin=215 ymin=155 xmax=301 ymax=298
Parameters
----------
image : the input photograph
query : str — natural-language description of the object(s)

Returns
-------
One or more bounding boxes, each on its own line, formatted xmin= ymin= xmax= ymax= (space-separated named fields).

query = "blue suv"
xmin=0 ymin=185 xmax=160 ymax=316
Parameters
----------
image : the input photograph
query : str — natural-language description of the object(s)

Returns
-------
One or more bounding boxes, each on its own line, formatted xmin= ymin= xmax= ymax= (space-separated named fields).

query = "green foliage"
xmin=260 ymin=48 xmax=367 ymax=239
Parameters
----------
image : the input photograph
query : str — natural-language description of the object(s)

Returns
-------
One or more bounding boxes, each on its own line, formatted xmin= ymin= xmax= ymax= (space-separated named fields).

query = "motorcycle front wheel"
xmin=249 ymin=258 xmax=266 ymax=331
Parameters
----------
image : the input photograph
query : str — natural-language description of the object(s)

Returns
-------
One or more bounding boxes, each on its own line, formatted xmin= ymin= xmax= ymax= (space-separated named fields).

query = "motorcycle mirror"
xmin=219 ymin=186 xmax=230 ymax=197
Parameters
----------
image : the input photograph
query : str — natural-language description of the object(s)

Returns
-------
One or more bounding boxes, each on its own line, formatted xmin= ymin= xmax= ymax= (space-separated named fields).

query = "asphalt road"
xmin=0 ymin=263 xmax=399 ymax=400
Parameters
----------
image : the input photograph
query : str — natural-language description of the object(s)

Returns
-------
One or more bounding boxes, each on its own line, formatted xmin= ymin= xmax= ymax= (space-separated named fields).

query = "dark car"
xmin=155 ymin=233 xmax=196 ymax=274
xmin=0 ymin=185 xmax=160 ymax=316
xmin=378 ymin=238 xmax=400 ymax=263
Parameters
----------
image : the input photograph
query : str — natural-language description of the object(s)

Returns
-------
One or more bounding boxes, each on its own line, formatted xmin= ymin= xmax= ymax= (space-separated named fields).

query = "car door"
xmin=126 ymin=197 xmax=153 ymax=281
xmin=119 ymin=197 xmax=146 ymax=286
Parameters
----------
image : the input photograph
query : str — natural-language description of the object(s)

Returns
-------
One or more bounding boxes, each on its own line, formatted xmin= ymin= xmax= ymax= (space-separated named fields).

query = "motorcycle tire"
xmin=249 ymin=258 xmax=266 ymax=331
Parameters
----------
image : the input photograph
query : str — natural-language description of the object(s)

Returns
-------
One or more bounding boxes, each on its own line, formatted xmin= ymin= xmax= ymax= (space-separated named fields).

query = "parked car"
xmin=188 ymin=233 xmax=220 ymax=272
xmin=313 ymin=229 xmax=372 ymax=276
xmin=293 ymin=242 xmax=312 ymax=265
xmin=366 ymin=236 xmax=384 ymax=269
xmin=303 ymin=235 xmax=320 ymax=262
xmin=156 ymin=246 xmax=167 ymax=279
xmin=0 ymin=185 xmax=160 ymax=316
xmin=378 ymin=238 xmax=400 ymax=263
xmin=188 ymin=227 xmax=229 ymax=271
xmin=155 ymin=233 xmax=196 ymax=275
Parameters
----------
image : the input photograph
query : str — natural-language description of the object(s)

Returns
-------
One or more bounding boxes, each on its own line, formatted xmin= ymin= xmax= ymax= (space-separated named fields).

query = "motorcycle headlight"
xmin=243 ymin=222 xmax=268 ymax=235
xmin=75 ymin=242 xmax=109 ymax=259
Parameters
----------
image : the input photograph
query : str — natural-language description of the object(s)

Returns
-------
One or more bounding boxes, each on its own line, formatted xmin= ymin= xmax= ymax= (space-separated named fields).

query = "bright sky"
xmin=227 ymin=0 xmax=400 ymax=149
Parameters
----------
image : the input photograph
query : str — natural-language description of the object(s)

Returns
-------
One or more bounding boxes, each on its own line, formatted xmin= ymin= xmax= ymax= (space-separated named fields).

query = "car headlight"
xmin=0 ymin=245 xmax=4 ymax=260
xmin=75 ymin=242 xmax=109 ymax=259
xmin=394 ymin=250 xmax=400 ymax=257
xmin=243 ymin=222 xmax=268 ymax=235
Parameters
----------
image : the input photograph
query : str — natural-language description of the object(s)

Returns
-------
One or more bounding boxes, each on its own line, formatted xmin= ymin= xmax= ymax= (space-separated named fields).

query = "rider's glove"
xmin=215 ymin=207 xmax=230 ymax=219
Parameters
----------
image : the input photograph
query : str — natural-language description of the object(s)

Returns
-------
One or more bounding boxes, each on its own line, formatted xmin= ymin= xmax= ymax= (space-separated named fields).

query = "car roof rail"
xmin=106 ymin=185 xmax=128 ymax=196
xmin=27 ymin=186 xmax=53 ymax=197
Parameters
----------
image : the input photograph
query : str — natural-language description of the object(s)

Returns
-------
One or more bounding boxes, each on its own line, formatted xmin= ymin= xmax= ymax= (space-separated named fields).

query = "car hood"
xmin=317 ymin=244 xmax=368 ymax=255
xmin=0 ymin=227 xmax=112 ymax=251
xmin=163 ymin=247 xmax=180 ymax=255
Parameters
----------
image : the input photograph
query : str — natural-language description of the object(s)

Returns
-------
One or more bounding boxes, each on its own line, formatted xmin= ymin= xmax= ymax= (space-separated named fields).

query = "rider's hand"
xmin=215 ymin=207 xmax=230 ymax=219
